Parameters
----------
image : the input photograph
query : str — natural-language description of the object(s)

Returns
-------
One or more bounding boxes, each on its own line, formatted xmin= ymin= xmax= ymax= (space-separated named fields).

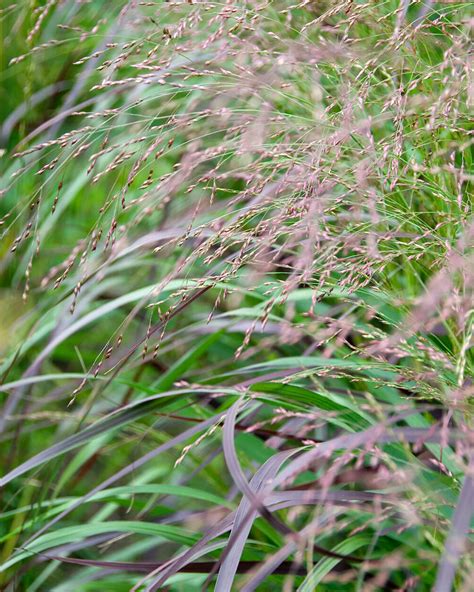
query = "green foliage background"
xmin=0 ymin=1 xmax=473 ymax=590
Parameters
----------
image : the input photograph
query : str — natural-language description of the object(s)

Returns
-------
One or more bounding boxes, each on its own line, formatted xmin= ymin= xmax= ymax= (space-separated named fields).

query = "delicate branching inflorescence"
xmin=0 ymin=1 xmax=472 ymax=590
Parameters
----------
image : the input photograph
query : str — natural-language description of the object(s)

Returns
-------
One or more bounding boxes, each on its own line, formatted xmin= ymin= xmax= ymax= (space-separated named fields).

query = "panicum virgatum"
xmin=0 ymin=1 xmax=472 ymax=590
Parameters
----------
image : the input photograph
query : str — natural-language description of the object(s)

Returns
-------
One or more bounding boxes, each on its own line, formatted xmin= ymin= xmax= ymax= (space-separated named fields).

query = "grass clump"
xmin=0 ymin=1 xmax=473 ymax=590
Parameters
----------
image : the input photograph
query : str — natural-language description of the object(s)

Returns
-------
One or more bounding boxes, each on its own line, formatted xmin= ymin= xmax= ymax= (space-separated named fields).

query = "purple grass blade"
xmin=268 ymin=489 xmax=384 ymax=506
xmin=145 ymin=481 xmax=375 ymax=590
xmin=21 ymin=411 xmax=226 ymax=547
xmin=147 ymin=448 xmax=296 ymax=591
xmin=144 ymin=516 xmax=235 ymax=590
xmin=215 ymin=449 xmax=297 ymax=592
xmin=45 ymin=555 xmax=308 ymax=575
xmin=434 ymin=455 xmax=474 ymax=592
xmin=240 ymin=509 xmax=343 ymax=592
xmin=0 ymin=388 xmax=219 ymax=486
xmin=221 ymin=401 xmax=293 ymax=536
